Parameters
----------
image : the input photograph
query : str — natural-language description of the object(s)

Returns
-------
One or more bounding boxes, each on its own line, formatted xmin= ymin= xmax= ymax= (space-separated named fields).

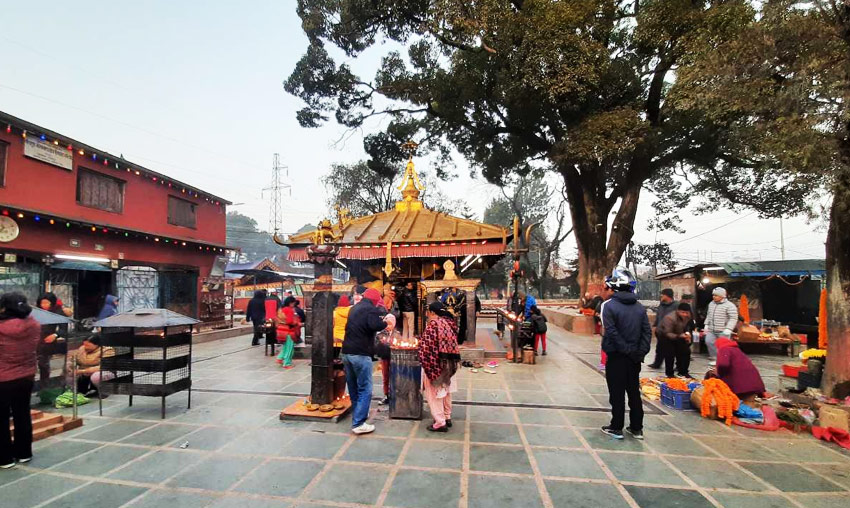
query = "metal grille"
xmin=160 ymin=270 xmax=198 ymax=318
xmin=117 ymin=266 xmax=159 ymax=312
xmin=0 ymin=263 xmax=41 ymax=302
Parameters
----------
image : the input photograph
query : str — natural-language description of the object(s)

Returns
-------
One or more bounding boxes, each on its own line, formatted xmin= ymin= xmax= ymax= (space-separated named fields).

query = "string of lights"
xmin=3 ymin=120 xmax=226 ymax=207
xmin=0 ymin=206 xmax=229 ymax=255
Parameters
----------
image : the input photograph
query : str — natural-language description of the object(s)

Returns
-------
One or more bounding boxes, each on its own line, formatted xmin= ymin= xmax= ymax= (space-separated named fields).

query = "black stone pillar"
xmin=306 ymin=246 xmax=339 ymax=405
xmin=465 ymin=292 xmax=476 ymax=345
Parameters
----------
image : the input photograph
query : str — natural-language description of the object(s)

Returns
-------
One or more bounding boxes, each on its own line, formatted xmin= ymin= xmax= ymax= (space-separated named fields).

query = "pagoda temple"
xmin=284 ymin=155 xmax=510 ymax=344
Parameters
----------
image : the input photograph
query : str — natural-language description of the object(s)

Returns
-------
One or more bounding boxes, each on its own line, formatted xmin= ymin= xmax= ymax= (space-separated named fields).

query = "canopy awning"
xmin=52 ymin=261 xmax=112 ymax=272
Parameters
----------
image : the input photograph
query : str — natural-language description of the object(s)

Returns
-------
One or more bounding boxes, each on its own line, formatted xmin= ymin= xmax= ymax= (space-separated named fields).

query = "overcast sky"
xmin=0 ymin=1 xmax=827 ymax=267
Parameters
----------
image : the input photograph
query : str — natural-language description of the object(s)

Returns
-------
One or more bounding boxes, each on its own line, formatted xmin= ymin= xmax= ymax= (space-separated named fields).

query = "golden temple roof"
xmin=288 ymin=155 xmax=508 ymax=247
xmin=287 ymin=206 xmax=508 ymax=246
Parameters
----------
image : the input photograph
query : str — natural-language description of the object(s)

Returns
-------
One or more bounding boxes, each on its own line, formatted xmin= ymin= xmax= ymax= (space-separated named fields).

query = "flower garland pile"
xmin=800 ymin=349 xmax=827 ymax=360
xmin=664 ymin=378 xmax=690 ymax=391
xmin=701 ymin=378 xmax=739 ymax=425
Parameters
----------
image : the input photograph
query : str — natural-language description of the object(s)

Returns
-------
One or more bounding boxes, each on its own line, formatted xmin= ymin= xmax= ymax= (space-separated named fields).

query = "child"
xmin=530 ymin=305 xmax=548 ymax=356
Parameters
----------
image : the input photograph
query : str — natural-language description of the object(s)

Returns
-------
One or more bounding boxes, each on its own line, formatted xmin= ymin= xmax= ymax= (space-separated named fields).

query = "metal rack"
xmin=96 ymin=309 xmax=198 ymax=419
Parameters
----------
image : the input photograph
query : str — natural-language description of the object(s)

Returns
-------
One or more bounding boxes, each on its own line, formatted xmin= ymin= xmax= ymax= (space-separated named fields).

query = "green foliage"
xmin=285 ymin=0 xmax=808 ymax=290
xmin=226 ymin=212 xmax=285 ymax=262
xmin=629 ymin=242 xmax=678 ymax=273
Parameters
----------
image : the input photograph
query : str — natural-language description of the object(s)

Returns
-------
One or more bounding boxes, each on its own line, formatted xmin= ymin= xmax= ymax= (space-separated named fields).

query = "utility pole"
xmin=779 ymin=217 xmax=786 ymax=260
xmin=262 ymin=153 xmax=291 ymax=237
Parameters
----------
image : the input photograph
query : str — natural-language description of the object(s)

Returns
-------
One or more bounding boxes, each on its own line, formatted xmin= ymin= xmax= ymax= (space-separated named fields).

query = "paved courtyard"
xmin=3 ymin=325 xmax=850 ymax=508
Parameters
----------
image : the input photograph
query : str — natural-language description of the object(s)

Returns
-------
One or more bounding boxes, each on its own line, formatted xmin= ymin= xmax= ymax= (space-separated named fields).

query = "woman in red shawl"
xmin=418 ymin=301 xmax=461 ymax=432
xmin=276 ymin=296 xmax=301 ymax=369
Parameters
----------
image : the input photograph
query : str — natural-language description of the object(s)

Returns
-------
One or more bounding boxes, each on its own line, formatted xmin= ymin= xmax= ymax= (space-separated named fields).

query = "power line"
xmin=666 ymin=211 xmax=756 ymax=245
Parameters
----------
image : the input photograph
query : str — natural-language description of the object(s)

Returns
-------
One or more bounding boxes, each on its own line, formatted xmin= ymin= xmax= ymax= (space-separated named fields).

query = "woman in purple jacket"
xmin=712 ymin=338 xmax=766 ymax=403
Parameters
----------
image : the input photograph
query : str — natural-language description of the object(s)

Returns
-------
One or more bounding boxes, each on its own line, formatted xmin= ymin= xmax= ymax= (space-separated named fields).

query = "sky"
xmin=0 ymin=1 xmax=828 ymax=268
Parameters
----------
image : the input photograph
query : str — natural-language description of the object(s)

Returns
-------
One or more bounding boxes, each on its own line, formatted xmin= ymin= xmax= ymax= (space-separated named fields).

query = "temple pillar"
xmin=308 ymin=246 xmax=338 ymax=406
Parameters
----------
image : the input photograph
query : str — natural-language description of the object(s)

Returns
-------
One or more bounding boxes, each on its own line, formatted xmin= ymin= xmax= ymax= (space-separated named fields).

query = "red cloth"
xmin=417 ymin=316 xmax=459 ymax=382
xmin=264 ymin=300 xmax=278 ymax=319
xmin=812 ymin=427 xmax=850 ymax=450
xmin=715 ymin=337 xmax=738 ymax=350
xmin=338 ymin=295 xmax=350 ymax=307
xmin=717 ymin=345 xmax=765 ymax=397
xmin=0 ymin=316 xmax=42 ymax=382
xmin=276 ymin=306 xmax=301 ymax=341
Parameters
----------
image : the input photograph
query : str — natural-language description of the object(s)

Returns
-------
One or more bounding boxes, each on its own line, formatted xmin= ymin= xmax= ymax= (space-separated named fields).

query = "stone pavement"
xmin=2 ymin=325 xmax=850 ymax=508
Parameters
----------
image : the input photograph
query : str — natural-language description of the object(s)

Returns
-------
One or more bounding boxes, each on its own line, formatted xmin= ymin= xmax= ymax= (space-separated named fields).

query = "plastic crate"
xmin=661 ymin=383 xmax=694 ymax=410
xmin=782 ymin=363 xmax=805 ymax=378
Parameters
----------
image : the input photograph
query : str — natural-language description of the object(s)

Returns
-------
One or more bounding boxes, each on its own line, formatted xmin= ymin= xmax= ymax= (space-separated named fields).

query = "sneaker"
xmin=283 ymin=365 xmax=294 ymax=370
xmin=677 ymin=374 xmax=691 ymax=380
xmin=625 ymin=427 xmax=644 ymax=440
xmin=597 ymin=363 xmax=606 ymax=371
xmin=601 ymin=426 xmax=624 ymax=440
xmin=275 ymin=359 xmax=283 ymax=364
xmin=16 ymin=457 xmax=31 ymax=464
xmin=709 ymin=360 xmax=716 ymax=367
xmin=352 ymin=423 xmax=375 ymax=435
xmin=378 ymin=397 xmax=390 ymax=406
xmin=427 ymin=424 xmax=448 ymax=433
xmin=446 ymin=419 xmax=453 ymax=428
xmin=0 ymin=462 xmax=15 ymax=469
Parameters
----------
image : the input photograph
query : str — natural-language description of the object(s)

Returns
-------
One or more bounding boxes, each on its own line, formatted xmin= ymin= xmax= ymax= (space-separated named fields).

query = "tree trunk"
xmin=822 ymin=166 xmax=850 ymax=398
xmin=562 ymin=167 xmax=643 ymax=297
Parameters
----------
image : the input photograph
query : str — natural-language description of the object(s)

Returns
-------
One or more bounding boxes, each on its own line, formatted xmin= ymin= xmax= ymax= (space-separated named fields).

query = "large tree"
xmin=671 ymin=0 xmax=844 ymax=395
xmin=482 ymin=175 xmax=572 ymax=297
xmin=285 ymin=0 xmax=773 ymax=294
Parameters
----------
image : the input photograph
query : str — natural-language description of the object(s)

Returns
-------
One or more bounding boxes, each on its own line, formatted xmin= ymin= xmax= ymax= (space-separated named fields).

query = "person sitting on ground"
xmin=657 ymin=303 xmax=693 ymax=379
xmin=0 ymin=292 xmax=42 ymax=468
xmin=375 ymin=313 xmax=401 ymax=406
xmin=276 ymin=296 xmax=301 ymax=369
xmin=333 ymin=295 xmax=351 ymax=358
xmin=707 ymin=337 xmax=766 ymax=406
xmin=530 ymin=305 xmax=548 ymax=356
xmin=419 ymin=301 xmax=460 ymax=432
xmin=65 ymin=335 xmax=115 ymax=398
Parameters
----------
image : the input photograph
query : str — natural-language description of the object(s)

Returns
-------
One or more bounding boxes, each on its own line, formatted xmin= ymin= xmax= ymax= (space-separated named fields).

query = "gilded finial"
xmin=395 ymin=140 xmax=425 ymax=211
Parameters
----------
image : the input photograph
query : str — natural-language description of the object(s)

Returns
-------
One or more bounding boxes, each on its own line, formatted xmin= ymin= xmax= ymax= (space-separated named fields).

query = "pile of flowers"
xmin=664 ymin=378 xmax=691 ymax=391
xmin=800 ymin=349 xmax=827 ymax=360
xmin=701 ymin=378 xmax=739 ymax=426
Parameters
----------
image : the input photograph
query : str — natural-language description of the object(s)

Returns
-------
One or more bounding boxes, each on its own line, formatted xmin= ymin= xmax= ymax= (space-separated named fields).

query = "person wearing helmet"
xmin=598 ymin=268 xmax=651 ymax=440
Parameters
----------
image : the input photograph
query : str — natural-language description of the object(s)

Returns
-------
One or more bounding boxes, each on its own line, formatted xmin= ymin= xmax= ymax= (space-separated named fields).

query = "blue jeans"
xmin=342 ymin=354 xmax=373 ymax=428
xmin=705 ymin=331 xmax=730 ymax=360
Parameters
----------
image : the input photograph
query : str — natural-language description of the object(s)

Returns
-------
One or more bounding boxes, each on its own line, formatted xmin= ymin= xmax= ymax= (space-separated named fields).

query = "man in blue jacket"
xmin=599 ymin=268 xmax=651 ymax=440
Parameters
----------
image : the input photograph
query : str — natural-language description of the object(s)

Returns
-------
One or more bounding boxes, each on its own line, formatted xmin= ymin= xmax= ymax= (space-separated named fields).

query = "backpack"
xmin=531 ymin=314 xmax=547 ymax=334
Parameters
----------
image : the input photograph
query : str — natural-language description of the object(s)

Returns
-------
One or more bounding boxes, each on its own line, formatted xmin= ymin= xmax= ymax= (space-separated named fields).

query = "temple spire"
xmin=396 ymin=141 xmax=425 ymax=212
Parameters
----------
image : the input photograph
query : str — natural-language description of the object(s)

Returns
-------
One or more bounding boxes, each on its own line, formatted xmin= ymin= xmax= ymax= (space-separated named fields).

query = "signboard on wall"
xmin=23 ymin=137 xmax=73 ymax=170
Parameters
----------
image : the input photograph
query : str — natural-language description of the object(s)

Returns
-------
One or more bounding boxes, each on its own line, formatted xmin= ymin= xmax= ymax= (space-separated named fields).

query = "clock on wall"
xmin=0 ymin=216 xmax=21 ymax=242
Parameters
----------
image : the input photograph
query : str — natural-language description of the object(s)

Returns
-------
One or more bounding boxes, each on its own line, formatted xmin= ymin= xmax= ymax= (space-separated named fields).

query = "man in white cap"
xmin=704 ymin=287 xmax=738 ymax=366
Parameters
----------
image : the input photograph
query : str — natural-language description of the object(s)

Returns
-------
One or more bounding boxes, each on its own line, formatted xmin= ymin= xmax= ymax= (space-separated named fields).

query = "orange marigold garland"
xmin=664 ymin=378 xmax=690 ymax=391
xmin=701 ymin=378 xmax=739 ymax=425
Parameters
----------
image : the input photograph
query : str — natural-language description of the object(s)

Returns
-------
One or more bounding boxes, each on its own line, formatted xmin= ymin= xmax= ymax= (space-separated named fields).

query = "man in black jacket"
xmin=245 ymin=290 xmax=267 ymax=346
xmin=398 ymin=282 xmax=418 ymax=339
xmin=648 ymin=288 xmax=677 ymax=369
xmin=599 ymin=268 xmax=651 ymax=440
xmin=342 ymin=288 xmax=389 ymax=435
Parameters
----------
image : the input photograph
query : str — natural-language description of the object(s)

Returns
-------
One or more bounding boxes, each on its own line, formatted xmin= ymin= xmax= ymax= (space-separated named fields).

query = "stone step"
xmin=9 ymin=412 xmax=83 ymax=442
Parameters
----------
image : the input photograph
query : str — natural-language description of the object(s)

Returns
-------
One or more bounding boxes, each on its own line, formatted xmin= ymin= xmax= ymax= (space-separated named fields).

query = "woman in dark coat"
xmin=713 ymin=338 xmax=766 ymax=402
xmin=0 ymin=292 xmax=42 ymax=468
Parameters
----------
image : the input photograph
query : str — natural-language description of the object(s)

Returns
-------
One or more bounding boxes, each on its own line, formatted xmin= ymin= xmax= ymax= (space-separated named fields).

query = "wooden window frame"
xmin=167 ymin=195 xmax=197 ymax=229
xmin=76 ymin=167 xmax=125 ymax=213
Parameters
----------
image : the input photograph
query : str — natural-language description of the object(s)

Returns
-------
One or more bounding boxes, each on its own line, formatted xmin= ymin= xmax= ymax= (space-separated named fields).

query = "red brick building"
xmin=0 ymin=111 xmax=230 ymax=320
